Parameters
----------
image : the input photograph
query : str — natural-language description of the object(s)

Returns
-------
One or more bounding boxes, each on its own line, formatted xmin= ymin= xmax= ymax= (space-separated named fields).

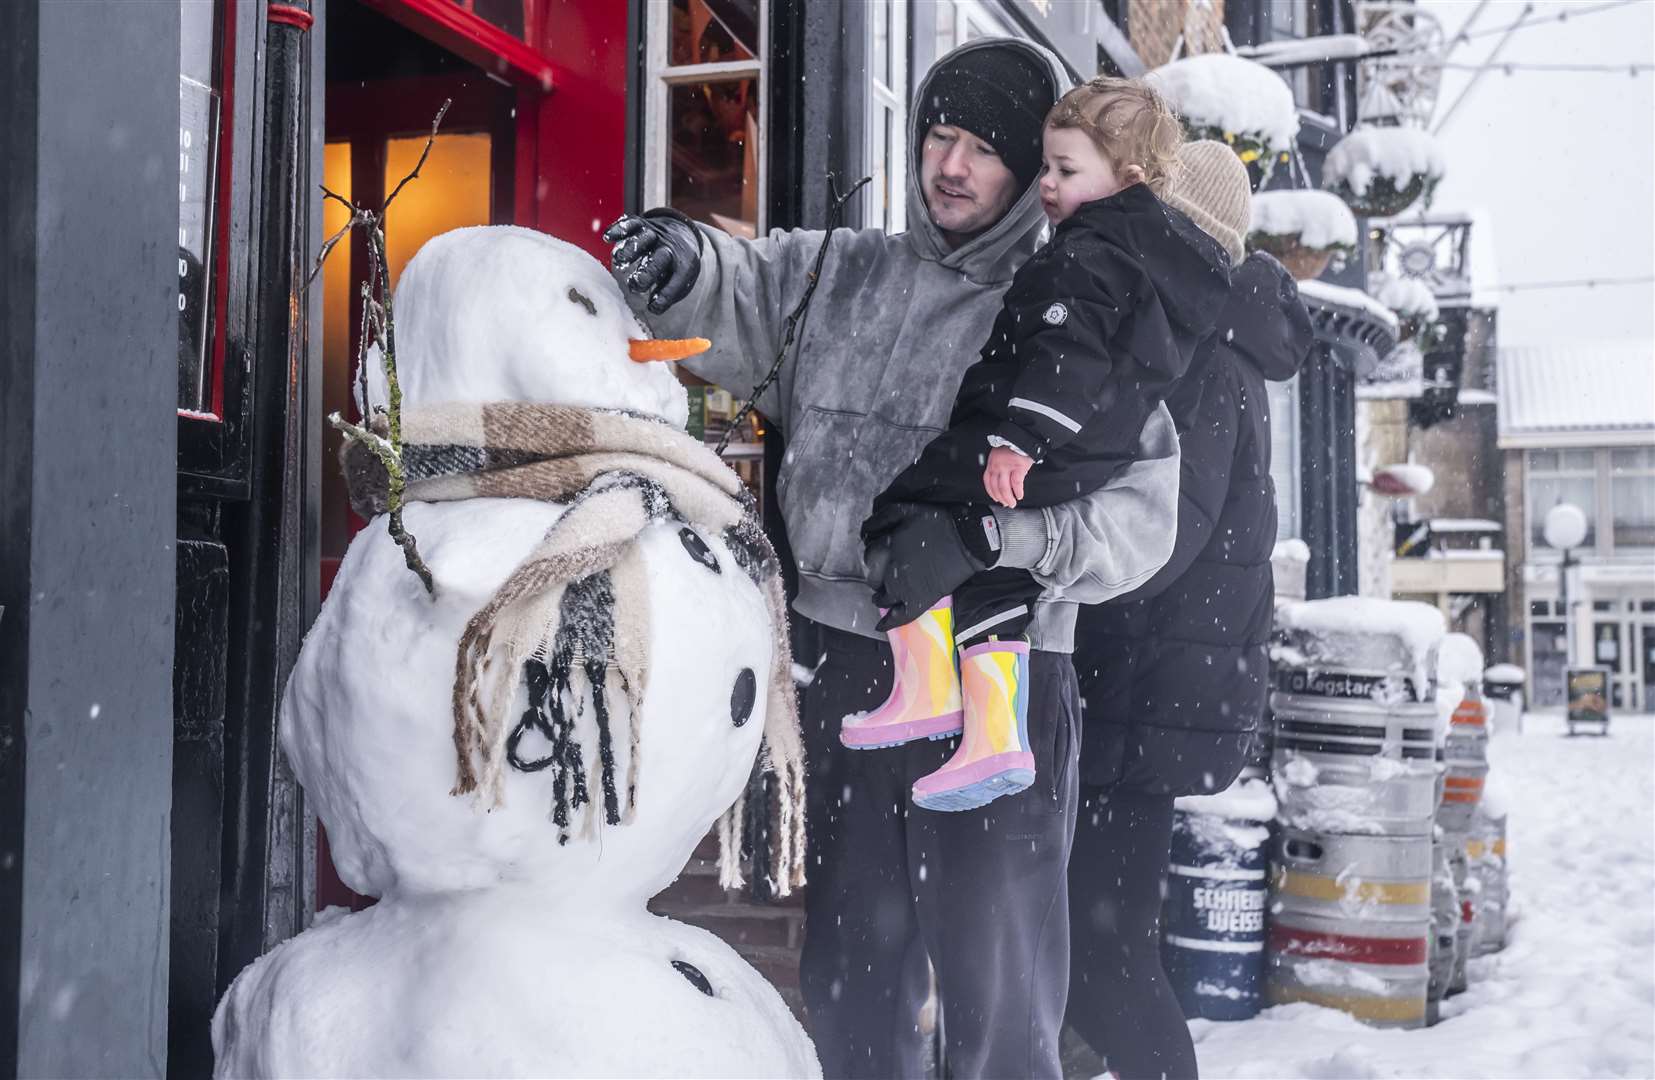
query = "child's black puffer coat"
xmin=880 ymin=181 xmax=1231 ymax=508
xmin=1074 ymin=252 xmax=1313 ymax=795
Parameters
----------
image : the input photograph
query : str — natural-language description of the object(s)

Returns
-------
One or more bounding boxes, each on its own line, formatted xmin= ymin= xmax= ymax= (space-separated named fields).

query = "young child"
xmin=846 ymin=77 xmax=1237 ymax=812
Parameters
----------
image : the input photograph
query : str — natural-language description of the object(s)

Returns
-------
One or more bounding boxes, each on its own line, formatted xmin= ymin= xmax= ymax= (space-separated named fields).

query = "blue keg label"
xmin=1167 ymin=870 xmax=1267 ymax=940
xmin=1188 ymin=883 xmax=1265 ymax=935
xmin=1274 ymin=667 xmax=1423 ymax=704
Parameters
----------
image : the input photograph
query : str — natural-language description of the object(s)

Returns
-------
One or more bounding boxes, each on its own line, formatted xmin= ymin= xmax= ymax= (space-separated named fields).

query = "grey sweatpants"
xmin=796 ymin=620 xmax=1081 ymax=1079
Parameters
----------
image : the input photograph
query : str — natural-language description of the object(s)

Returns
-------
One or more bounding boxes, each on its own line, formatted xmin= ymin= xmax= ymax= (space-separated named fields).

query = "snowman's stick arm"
xmin=383 ymin=99 xmax=452 ymax=213
xmin=716 ymin=172 xmax=871 ymax=457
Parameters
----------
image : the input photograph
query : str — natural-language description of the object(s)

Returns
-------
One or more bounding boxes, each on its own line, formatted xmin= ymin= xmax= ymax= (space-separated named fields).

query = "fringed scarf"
xmin=344 ymin=402 xmax=807 ymax=895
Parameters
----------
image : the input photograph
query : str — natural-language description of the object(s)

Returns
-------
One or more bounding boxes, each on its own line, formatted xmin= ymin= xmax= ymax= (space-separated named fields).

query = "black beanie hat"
xmin=918 ymin=44 xmax=1056 ymax=192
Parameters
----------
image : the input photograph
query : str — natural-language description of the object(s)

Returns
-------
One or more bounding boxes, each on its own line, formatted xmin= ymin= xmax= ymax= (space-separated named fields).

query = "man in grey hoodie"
xmin=606 ymin=39 xmax=1179 ymax=1079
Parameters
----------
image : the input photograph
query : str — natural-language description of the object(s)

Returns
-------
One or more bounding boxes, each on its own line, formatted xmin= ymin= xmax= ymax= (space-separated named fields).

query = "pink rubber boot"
xmin=911 ymin=638 xmax=1034 ymax=811
xmin=840 ymin=599 xmax=964 ymax=749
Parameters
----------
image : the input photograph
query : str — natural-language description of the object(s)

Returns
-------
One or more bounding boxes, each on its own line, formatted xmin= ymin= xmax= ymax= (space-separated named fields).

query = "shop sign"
xmin=1565 ymin=666 xmax=1611 ymax=734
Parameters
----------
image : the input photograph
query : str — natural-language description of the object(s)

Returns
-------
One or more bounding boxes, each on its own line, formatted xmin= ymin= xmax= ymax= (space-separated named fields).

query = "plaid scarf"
xmin=344 ymin=402 xmax=806 ymax=895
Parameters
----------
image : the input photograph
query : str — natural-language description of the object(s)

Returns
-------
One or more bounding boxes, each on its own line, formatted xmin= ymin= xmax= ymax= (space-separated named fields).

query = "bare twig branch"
xmin=301 ymin=102 xmax=451 ymax=596
xmin=716 ymin=174 xmax=871 ymax=457
xmin=383 ymin=98 xmax=453 ymax=212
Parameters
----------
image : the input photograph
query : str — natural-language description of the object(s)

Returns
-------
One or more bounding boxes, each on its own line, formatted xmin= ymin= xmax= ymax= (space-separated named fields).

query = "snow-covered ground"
xmin=1192 ymin=711 xmax=1655 ymax=1079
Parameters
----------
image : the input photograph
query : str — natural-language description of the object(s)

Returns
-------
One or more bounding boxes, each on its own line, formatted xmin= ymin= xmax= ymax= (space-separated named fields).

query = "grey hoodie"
xmin=622 ymin=38 xmax=1179 ymax=653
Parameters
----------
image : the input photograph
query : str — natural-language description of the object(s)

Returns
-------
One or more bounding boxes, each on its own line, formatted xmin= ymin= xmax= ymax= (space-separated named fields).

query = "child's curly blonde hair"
xmin=1045 ymin=77 xmax=1184 ymax=197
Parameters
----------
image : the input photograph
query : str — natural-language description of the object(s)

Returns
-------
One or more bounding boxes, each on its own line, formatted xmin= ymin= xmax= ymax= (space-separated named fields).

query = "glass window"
xmin=178 ymin=0 xmax=225 ymax=413
xmin=866 ymin=0 xmax=908 ymax=233
xmin=1528 ymin=448 xmax=1598 ymax=550
xmin=668 ymin=80 xmax=759 ymax=234
xmin=1611 ymin=446 xmax=1655 ymax=549
xmin=1269 ymin=0 xmax=1307 ymax=36
xmin=1268 ymin=375 xmax=1301 ymax=542
xmin=671 ymin=0 xmax=757 ymax=65
xmin=648 ymin=0 xmax=764 ymax=239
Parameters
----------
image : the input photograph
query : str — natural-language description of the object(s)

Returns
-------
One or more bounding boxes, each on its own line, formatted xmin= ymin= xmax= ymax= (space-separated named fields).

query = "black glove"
xmin=861 ymin=502 xmax=1001 ymax=632
xmin=602 ymin=209 xmax=702 ymax=315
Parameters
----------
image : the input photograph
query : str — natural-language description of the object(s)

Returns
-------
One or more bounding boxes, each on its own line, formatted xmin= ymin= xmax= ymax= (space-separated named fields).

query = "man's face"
xmin=919 ymin=124 xmax=1020 ymax=249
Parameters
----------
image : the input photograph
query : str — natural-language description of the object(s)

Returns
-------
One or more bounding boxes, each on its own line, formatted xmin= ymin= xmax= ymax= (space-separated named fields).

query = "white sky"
xmin=1417 ymin=0 xmax=1654 ymax=347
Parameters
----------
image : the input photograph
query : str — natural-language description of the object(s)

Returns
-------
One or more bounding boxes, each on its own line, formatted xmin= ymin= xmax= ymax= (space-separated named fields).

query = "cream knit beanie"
xmin=1165 ymin=140 xmax=1252 ymax=265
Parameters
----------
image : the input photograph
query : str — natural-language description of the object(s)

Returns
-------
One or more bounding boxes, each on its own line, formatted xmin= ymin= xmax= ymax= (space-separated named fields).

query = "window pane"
xmin=1612 ymin=474 xmax=1655 ymax=547
xmin=1612 ymin=446 xmax=1655 ymax=471
xmin=869 ymin=106 xmax=890 ymax=232
xmin=669 ymin=78 xmax=759 ymax=236
xmin=321 ymin=142 xmax=354 ymax=571
xmin=1269 ymin=0 xmax=1303 ymax=35
xmin=886 ymin=103 xmax=907 ymax=232
xmin=1561 ymin=448 xmax=1596 ymax=471
xmin=1528 ymin=449 xmax=1560 ymax=473
xmin=178 ymin=0 xmax=223 ymax=412
xmin=671 ymin=0 xmax=757 ymax=65
xmin=1529 ymin=475 xmax=1598 ymax=549
xmin=871 ymin=0 xmax=891 ymax=88
xmin=935 ymin=0 xmax=957 ymax=57
xmin=383 ymin=133 xmax=493 ymax=284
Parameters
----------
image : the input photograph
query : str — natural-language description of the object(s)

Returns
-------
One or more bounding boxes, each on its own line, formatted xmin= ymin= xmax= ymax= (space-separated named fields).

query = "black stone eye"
xmin=679 ymin=527 xmax=720 ymax=573
xmin=730 ymin=667 xmax=756 ymax=728
xmin=672 ymin=960 xmax=714 ymax=997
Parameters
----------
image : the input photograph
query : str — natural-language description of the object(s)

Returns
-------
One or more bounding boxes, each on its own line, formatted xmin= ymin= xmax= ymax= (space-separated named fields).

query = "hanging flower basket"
xmin=1248 ymin=190 xmax=1358 ymax=281
xmin=1323 ymin=126 xmax=1446 ymax=218
xmin=1371 ymin=274 xmax=1440 ymax=344
xmin=1146 ymin=54 xmax=1300 ymax=179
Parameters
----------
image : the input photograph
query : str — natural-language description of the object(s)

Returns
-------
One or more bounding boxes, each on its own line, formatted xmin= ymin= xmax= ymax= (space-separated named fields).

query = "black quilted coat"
xmin=1074 ymin=252 xmax=1313 ymax=796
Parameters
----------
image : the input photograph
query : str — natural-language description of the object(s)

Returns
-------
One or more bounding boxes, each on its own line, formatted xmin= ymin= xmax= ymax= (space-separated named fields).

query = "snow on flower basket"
xmin=1324 ymin=126 xmax=1446 ymax=218
xmin=1371 ymin=274 xmax=1442 ymax=345
xmin=1146 ymin=53 xmax=1300 ymax=180
xmin=1248 ymin=190 xmax=1358 ymax=281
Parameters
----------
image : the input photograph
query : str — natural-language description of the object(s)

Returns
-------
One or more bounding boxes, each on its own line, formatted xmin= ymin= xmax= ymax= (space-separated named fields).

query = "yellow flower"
xmin=1238 ymin=148 xmax=1261 ymax=163
xmin=1224 ymin=131 xmax=1236 ymax=144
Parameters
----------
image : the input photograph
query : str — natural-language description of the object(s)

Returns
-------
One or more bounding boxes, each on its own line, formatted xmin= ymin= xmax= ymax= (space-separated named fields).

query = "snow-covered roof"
xmin=1498 ymin=343 xmax=1655 ymax=448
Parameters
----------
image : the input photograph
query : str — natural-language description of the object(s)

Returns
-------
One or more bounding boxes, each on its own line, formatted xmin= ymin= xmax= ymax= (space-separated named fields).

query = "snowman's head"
xmin=386 ymin=226 xmax=691 ymax=427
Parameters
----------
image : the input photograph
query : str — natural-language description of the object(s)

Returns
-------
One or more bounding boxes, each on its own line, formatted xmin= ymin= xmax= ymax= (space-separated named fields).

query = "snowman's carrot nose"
xmin=629 ymin=337 xmax=710 ymax=363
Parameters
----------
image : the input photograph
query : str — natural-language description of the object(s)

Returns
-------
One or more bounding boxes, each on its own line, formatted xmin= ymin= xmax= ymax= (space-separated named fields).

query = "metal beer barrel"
xmin=1426 ymin=836 xmax=1459 ymax=1023
xmin=1466 ymin=807 xmax=1509 ymax=956
xmin=1271 ymin=672 xmax=1438 ymax=836
xmin=1161 ymin=781 xmax=1274 ymax=1021
xmin=1266 ymin=827 xmax=1432 ymax=1028
xmin=1438 ymin=693 xmax=1490 ymax=834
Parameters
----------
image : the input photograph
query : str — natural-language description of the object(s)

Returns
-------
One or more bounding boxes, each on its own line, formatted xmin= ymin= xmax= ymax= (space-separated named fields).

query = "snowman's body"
xmin=214 ymin=894 xmax=811 ymax=1079
xmin=212 ymin=228 xmax=818 ymax=1078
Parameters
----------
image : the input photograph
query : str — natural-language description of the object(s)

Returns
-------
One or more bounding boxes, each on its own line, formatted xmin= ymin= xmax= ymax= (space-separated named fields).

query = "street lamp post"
xmin=1543 ymin=503 xmax=1589 ymax=667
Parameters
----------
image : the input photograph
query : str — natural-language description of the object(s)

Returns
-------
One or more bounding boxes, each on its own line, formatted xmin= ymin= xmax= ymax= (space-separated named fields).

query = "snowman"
xmin=211 ymin=226 xmax=819 ymax=1079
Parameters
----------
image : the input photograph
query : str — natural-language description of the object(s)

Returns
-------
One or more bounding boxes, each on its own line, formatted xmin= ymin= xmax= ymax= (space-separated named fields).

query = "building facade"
xmin=1499 ymin=345 xmax=1655 ymax=712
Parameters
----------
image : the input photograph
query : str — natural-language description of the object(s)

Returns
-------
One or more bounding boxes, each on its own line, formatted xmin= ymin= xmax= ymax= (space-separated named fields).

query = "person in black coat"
xmin=1063 ymin=150 xmax=1314 ymax=1078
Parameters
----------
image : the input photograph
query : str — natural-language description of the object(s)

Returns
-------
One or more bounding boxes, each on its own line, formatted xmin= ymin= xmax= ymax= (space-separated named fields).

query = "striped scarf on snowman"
xmin=343 ymin=401 xmax=807 ymax=895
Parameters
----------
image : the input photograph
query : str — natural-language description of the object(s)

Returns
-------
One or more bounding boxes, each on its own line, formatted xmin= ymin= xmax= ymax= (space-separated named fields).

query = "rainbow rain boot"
xmin=840 ymin=599 xmax=964 ymax=749
xmin=911 ymin=638 xmax=1034 ymax=812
